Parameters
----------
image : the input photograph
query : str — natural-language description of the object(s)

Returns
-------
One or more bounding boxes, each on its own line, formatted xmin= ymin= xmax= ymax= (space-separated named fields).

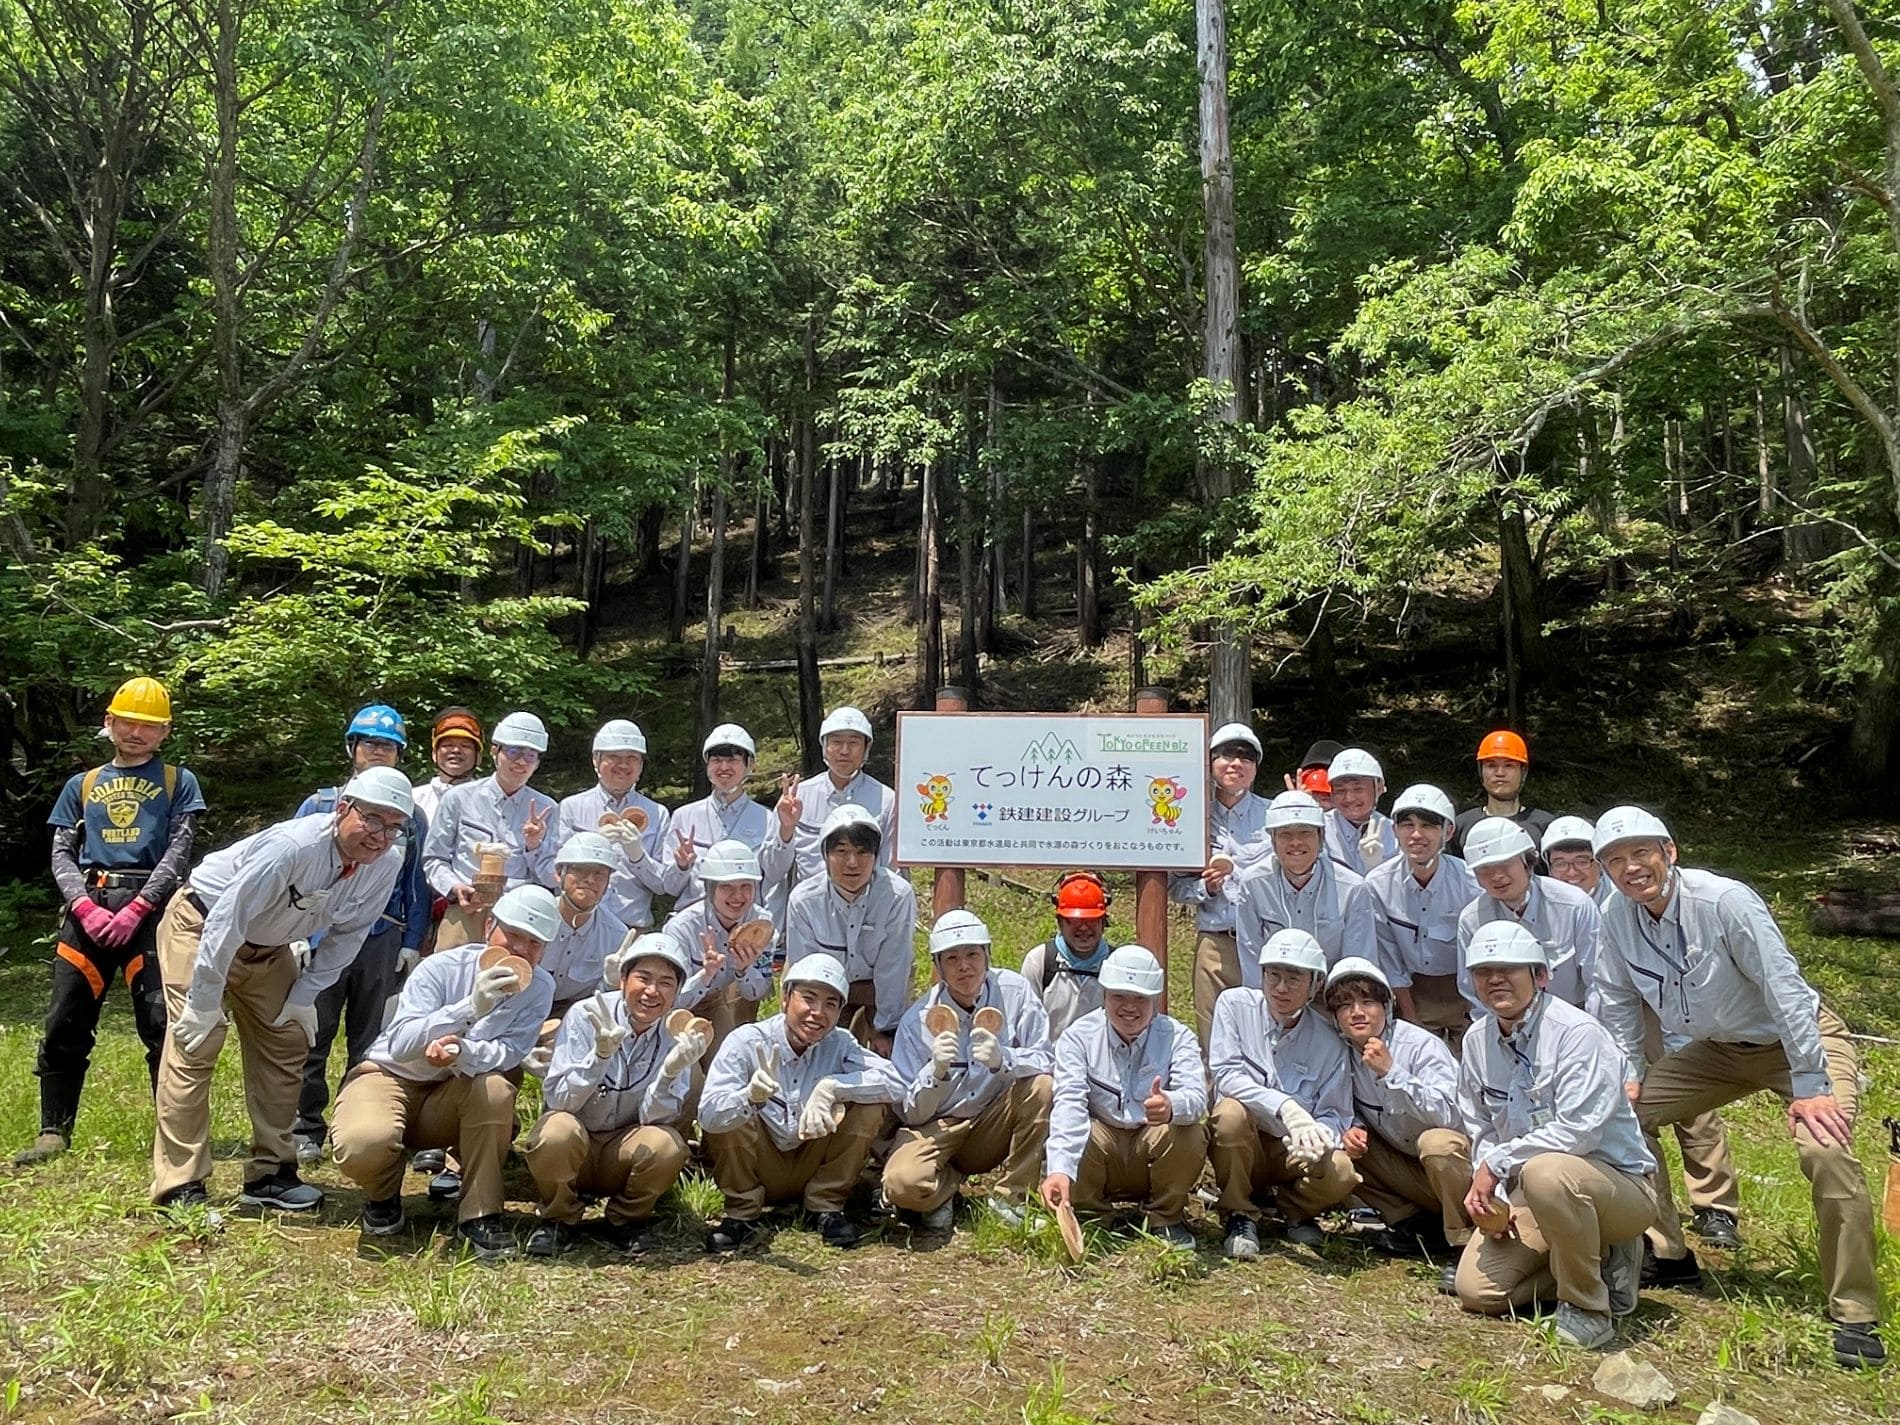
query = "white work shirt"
xmin=1345 ymin=1017 xmax=1461 ymax=1155
xmin=1596 ymin=866 xmax=1831 ymax=1099
xmin=539 ymin=993 xmax=693 ymax=1133
xmin=759 ymin=770 xmax=898 ymax=889
xmin=1457 ymin=875 xmax=1601 ymax=1013
xmin=1458 ymin=993 xmax=1655 ymax=1194
xmin=699 ymin=1017 xmax=903 ymax=1152
xmin=660 ymin=898 xmax=776 ymax=1009
xmin=410 ymin=774 xmax=470 ymax=826
xmin=669 ymin=789 xmax=777 ymax=914
xmin=1168 ymin=789 xmax=1272 ymax=933
xmin=1208 ymin=990 xmax=1352 ymax=1138
xmin=1045 ymin=1009 xmax=1206 ymax=1181
xmin=892 ymin=968 xmax=1054 ymax=1125
xmin=366 ymin=942 xmax=555 ymax=1082
xmin=1233 ymin=856 xmax=1379 ymax=982
xmin=782 ymin=868 xmax=918 ymax=1033
xmin=553 ymin=784 xmax=688 ymax=930
xmin=1367 ymin=854 xmax=1480 ymax=985
xmin=1325 ymin=807 xmax=1398 ymax=876
xmin=539 ymin=902 xmax=630 ymax=1005
xmin=1017 ymin=937 xmax=1110 ymax=1041
xmin=423 ymin=775 xmax=558 ymax=896
xmin=187 ymin=813 xmax=404 ymax=1016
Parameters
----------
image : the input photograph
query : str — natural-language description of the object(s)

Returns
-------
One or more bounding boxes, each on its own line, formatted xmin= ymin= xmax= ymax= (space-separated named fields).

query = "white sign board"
xmin=893 ymin=712 xmax=1209 ymax=870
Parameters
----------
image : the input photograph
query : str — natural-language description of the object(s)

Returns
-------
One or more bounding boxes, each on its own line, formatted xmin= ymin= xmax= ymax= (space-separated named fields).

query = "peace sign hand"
xmin=674 ymin=828 xmax=697 ymax=870
xmin=698 ymin=927 xmax=727 ymax=982
xmin=775 ymin=772 xmax=803 ymax=838
xmin=522 ymin=801 xmax=549 ymax=851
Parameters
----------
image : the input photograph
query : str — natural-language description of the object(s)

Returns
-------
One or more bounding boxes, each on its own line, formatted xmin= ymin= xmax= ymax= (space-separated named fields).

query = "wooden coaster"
xmin=625 ymin=806 xmax=649 ymax=832
xmin=539 ymin=1017 xmax=562 ymax=1040
xmin=478 ymin=944 xmax=529 ymax=988
xmin=1209 ymin=854 xmax=1235 ymax=875
xmin=924 ymin=1005 xmax=957 ymax=1037
xmin=972 ymin=1006 xmax=1005 ymax=1035
xmin=1056 ymin=1202 xmax=1086 ymax=1262
xmin=664 ymin=1008 xmax=694 ymax=1036
xmin=687 ymin=1016 xmax=714 ymax=1041
xmin=728 ymin=920 xmax=774 ymax=955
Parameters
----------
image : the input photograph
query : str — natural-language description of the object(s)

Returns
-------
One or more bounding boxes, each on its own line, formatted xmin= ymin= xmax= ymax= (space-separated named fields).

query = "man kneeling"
xmin=333 ymin=886 xmax=560 ymax=1260
xmin=1040 ymin=946 xmax=1207 ymax=1251
xmin=521 ymin=934 xmax=705 ymax=1257
xmin=884 ymin=910 xmax=1054 ymax=1232
xmin=699 ymin=953 xmax=902 ymax=1251
xmin=1453 ymin=922 xmax=1656 ymax=1350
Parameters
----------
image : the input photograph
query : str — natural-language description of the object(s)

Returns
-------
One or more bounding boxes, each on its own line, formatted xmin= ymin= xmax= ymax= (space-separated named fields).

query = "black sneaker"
xmin=13 ymin=1131 xmax=68 ymax=1167
xmin=525 ymin=1221 xmax=573 ymax=1258
xmin=427 ymin=1169 xmax=463 ymax=1202
xmin=1833 ymin=1320 xmax=1887 ymax=1370
xmin=456 ymin=1214 xmax=516 ymax=1261
xmin=1369 ymin=1216 xmax=1448 ymax=1260
xmin=239 ymin=1167 xmax=323 ymax=1212
xmin=1437 ymin=1261 xmax=1460 ymax=1296
xmin=362 ymin=1196 xmax=405 ymax=1236
xmin=1640 ymin=1245 xmax=1703 ymax=1289
xmin=157 ymin=1180 xmax=211 ymax=1212
xmin=1692 ymin=1207 xmax=1741 ymax=1249
xmin=412 ymin=1148 xmax=447 ymax=1174
xmin=814 ymin=1211 xmax=861 ymax=1249
xmin=704 ymin=1217 xmax=764 ymax=1253
xmin=598 ymin=1219 xmax=652 ymax=1255
xmin=1222 ymin=1214 xmax=1260 ymax=1260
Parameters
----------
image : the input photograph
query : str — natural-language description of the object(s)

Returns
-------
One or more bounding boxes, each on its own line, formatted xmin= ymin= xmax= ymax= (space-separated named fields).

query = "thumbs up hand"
xmin=1143 ymin=1074 xmax=1173 ymax=1125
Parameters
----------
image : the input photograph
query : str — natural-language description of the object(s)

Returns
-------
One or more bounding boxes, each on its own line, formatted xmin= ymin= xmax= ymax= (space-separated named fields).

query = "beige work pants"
xmin=1208 ymin=1097 xmax=1360 ymax=1222
xmin=522 ymin=1112 xmax=689 ymax=1225
xmin=1454 ymin=1153 xmax=1655 ymax=1316
xmin=1072 ymin=1119 xmax=1209 ymax=1229
xmin=331 ymin=1064 xmax=518 ymax=1222
xmin=1640 ymin=1007 xmax=1740 ymax=1257
xmin=882 ymin=1074 xmax=1054 ymax=1210
xmin=704 ymin=1103 xmax=882 ymax=1220
xmin=1353 ymin=1125 xmax=1475 ymax=1244
xmin=1191 ymin=931 xmax=1241 ymax=1047
xmin=1407 ymin=973 xmax=1469 ymax=1052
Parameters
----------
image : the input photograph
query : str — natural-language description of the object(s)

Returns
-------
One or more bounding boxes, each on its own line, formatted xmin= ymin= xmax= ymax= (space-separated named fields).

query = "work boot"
xmin=1553 ymin=1303 xmax=1615 ymax=1350
xmin=1640 ymin=1244 xmax=1703 ymax=1289
xmin=293 ymin=1135 xmax=324 ymax=1170
xmin=12 ymin=1131 xmax=68 ymax=1168
xmin=1369 ymin=1215 xmax=1448 ymax=1259
xmin=412 ymin=1148 xmax=447 ymax=1174
xmin=1832 ymin=1321 xmax=1887 ymax=1370
xmin=1437 ymin=1261 xmax=1460 ymax=1296
xmin=361 ymin=1196 xmax=405 ymax=1236
xmin=1221 ymin=1214 xmax=1260 ymax=1260
xmin=525 ymin=1221 xmax=573 ymax=1258
xmin=984 ymin=1196 xmax=1025 ymax=1228
xmin=456 ymin=1214 xmax=516 ymax=1261
xmin=1692 ymin=1207 xmax=1741 ymax=1250
xmin=815 ymin=1211 xmax=861 ymax=1249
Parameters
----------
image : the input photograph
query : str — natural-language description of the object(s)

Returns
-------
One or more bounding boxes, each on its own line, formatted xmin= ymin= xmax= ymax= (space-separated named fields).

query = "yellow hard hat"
xmin=106 ymin=676 xmax=173 ymax=724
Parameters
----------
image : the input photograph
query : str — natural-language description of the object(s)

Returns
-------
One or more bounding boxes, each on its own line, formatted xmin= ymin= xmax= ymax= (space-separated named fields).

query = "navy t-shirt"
xmin=48 ymin=759 xmax=207 ymax=869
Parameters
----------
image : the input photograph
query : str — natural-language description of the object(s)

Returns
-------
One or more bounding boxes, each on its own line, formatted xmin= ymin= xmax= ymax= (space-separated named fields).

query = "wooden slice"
xmin=687 ymin=1016 xmax=714 ymax=1042
xmin=1056 ymin=1201 xmax=1086 ymax=1262
xmin=1209 ymin=854 xmax=1235 ymax=875
xmin=494 ymin=955 xmax=532 ymax=992
xmin=924 ymin=1004 xmax=958 ymax=1037
xmin=624 ymin=806 xmax=649 ymax=832
xmin=728 ymin=920 xmax=774 ymax=955
xmin=539 ymin=1017 xmax=562 ymax=1040
xmin=477 ymin=944 xmax=508 ymax=970
xmin=664 ymin=1008 xmax=694 ymax=1037
xmin=972 ymin=1006 xmax=1005 ymax=1035
xmin=597 ymin=810 xmax=623 ymax=828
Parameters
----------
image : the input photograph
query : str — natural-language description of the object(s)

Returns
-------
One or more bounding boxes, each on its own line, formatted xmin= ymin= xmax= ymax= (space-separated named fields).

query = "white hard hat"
xmin=784 ymin=953 xmax=850 ymax=996
xmin=1325 ymin=955 xmax=1391 ymax=995
xmin=819 ymin=802 xmax=882 ymax=846
xmin=1390 ymin=783 xmax=1455 ymax=825
xmin=492 ymin=711 xmax=549 ymax=752
xmin=1464 ymin=920 xmax=1548 ymax=970
xmin=593 ymin=719 xmax=648 ymax=755
xmin=554 ymin=830 xmax=619 ymax=870
xmin=1592 ymin=805 xmax=1673 ymax=857
xmin=341 ymin=766 xmax=414 ymax=819
xmin=1464 ymin=816 xmax=1538 ymax=870
xmin=819 ymin=705 xmax=874 ymax=743
xmin=1328 ymin=747 xmax=1384 ymax=782
xmin=618 ymin=931 xmax=690 ymax=981
xmin=702 ymin=722 xmax=757 ymax=759
xmin=1098 ymin=945 xmax=1166 ymax=996
xmin=1264 ymin=789 xmax=1326 ymax=830
xmin=699 ymin=839 xmax=762 ymax=883
xmin=928 ymin=908 xmax=992 ymax=956
xmin=491 ymin=884 xmax=560 ymax=943
xmin=1209 ymin=722 xmax=1263 ymax=759
xmin=1541 ymin=815 xmax=1597 ymax=855
xmin=1258 ymin=928 xmax=1327 ymax=975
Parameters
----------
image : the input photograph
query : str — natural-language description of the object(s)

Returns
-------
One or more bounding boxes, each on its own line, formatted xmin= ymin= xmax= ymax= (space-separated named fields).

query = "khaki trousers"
xmin=1454 ymin=1153 xmax=1655 ymax=1316
xmin=842 ymin=978 xmax=879 ymax=1049
xmin=704 ymin=1103 xmax=882 ymax=1220
xmin=150 ymin=894 xmax=304 ymax=1199
xmin=1209 ymin=1097 xmax=1360 ymax=1223
xmin=331 ymin=1064 xmax=518 ymax=1222
xmin=698 ymin=981 xmax=761 ymax=1060
xmin=1353 ymin=1126 xmax=1475 ymax=1244
xmin=1640 ymin=1007 xmax=1740 ymax=1257
xmin=1636 ymin=1006 xmax=1878 ymax=1324
xmin=1408 ymin=973 xmax=1469 ymax=1052
xmin=882 ymin=1074 xmax=1054 ymax=1211
xmin=437 ymin=903 xmax=491 ymax=952
xmin=522 ymin=1111 xmax=689 ymax=1225
xmin=1073 ymin=1119 xmax=1209 ymax=1228
xmin=1191 ymin=931 xmax=1241 ymax=1047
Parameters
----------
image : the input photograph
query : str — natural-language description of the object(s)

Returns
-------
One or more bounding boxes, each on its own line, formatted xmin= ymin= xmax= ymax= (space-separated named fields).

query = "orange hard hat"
xmin=1052 ymin=871 xmax=1110 ymax=919
xmin=1298 ymin=766 xmax=1331 ymax=796
xmin=432 ymin=707 xmax=485 ymax=746
xmin=1476 ymin=730 xmax=1529 ymax=765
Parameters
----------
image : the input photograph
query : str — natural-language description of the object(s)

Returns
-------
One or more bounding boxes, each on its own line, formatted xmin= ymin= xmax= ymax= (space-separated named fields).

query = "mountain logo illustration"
xmin=1019 ymin=732 xmax=1082 ymax=763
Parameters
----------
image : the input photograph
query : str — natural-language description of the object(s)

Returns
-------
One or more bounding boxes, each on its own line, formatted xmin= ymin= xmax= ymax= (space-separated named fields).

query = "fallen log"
xmin=1811 ymin=889 xmax=1900 ymax=938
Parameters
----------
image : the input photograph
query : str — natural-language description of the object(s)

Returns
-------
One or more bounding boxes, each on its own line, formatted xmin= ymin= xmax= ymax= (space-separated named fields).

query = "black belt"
xmin=87 ymin=868 xmax=151 ymax=888
xmin=186 ymin=890 xmax=210 ymax=917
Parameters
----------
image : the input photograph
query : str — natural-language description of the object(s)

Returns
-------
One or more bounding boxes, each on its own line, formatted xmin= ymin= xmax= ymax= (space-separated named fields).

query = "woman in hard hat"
xmin=699 ymin=954 xmax=904 ymax=1252
xmin=1363 ymin=784 xmax=1480 ymax=1048
xmin=1208 ymin=930 xmax=1359 ymax=1259
xmin=287 ymin=705 xmax=433 ymax=1170
xmin=1451 ymin=921 xmax=1656 ymax=1351
xmin=883 ymin=910 xmax=1055 ymax=1232
xmin=17 ymin=678 xmax=207 ymax=1169
xmin=1019 ymin=871 xmax=1120 ymax=1039
xmin=1456 ymin=816 xmax=1601 ymax=1013
xmin=1592 ymin=809 xmax=1884 ymax=1369
xmin=522 ymin=934 xmax=702 ymax=1257
xmin=1232 ymin=791 xmax=1379 ymax=977
xmin=1448 ymin=731 xmax=1553 ymax=858
xmin=553 ymin=719 xmax=692 ymax=933
xmin=670 ymin=723 xmax=778 ymax=916
xmin=424 ymin=710 xmax=560 ymax=946
xmin=332 ymin=884 xmax=560 ymax=1260
xmin=536 ymin=832 xmax=631 ymax=1020
xmin=411 ymin=707 xmax=484 ymax=823
xmin=761 ymin=704 xmax=897 ymax=897
xmin=1323 ymin=748 xmax=1397 ymax=874
xmin=660 ymin=839 xmax=776 ymax=1058
xmin=1040 ymin=945 xmax=1207 ymax=1251
xmin=151 ymin=768 xmax=413 ymax=1215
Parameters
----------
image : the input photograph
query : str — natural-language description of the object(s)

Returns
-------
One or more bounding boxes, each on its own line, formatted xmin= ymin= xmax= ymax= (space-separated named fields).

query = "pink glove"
xmin=99 ymin=897 xmax=154 ymax=948
xmin=72 ymin=898 xmax=114 ymax=944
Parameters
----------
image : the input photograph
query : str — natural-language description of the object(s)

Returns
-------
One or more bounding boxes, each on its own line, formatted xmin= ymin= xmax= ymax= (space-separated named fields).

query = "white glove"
xmin=271 ymin=1001 xmax=319 ymax=1048
xmin=397 ymin=946 xmax=422 ymax=975
xmin=1359 ymin=822 xmax=1388 ymax=870
xmin=582 ymin=995 xmax=628 ymax=1061
xmin=469 ymin=964 xmax=518 ymax=1018
xmin=597 ymin=819 xmax=644 ymax=853
xmin=746 ymin=1048 xmax=781 ymax=1105
xmin=929 ymin=1029 xmax=960 ymax=1076
xmin=289 ymin=939 xmax=313 ymax=972
xmin=660 ymin=1026 xmax=709 ymax=1079
xmin=599 ymin=943 xmax=627 ymax=991
xmin=1277 ymin=1100 xmax=1333 ymax=1166
xmin=798 ymin=1077 xmax=841 ymax=1140
xmin=523 ymin=1044 xmax=553 ymax=1077
xmin=969 ymin=1027 xmax=1006 ymax=1072
xmin=170 ymin=1001 xmax=225 ymax=1055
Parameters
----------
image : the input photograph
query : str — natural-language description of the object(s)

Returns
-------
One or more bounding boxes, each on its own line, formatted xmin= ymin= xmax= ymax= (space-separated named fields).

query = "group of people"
xmin=21 ymin=684 xmax=1886 ymax=1372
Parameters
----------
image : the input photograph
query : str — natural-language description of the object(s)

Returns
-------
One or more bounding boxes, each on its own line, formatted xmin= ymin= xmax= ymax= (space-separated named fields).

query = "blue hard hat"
xmin=345 ymin=703 xmax=408 ymax=749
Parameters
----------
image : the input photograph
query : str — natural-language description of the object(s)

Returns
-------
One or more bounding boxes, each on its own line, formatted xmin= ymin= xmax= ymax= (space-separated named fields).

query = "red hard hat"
xmin=1476 ymin=730 xmax=1529 ymax=765
xmin=1298 ymin=766 xmax=1331 ymax=795
xmin=1052 ymin=871 xmax=1110 ymax=919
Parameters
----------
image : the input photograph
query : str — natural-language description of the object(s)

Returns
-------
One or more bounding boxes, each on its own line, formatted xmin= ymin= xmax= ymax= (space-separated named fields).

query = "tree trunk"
xmin=1781 ymin=344 xmax=1824 ymax=568
xmin=1020 ymin=505 xmax=1036 ymax=621
xmin=575 ymin=518 xmax=601 ymax=658
xmin=1078 ymin=453 xmax=1102 ymax=648
xmin=1498 ymin=500 xmax=1543 ymax=683
xmin=794 ymin=317 xmax=823 ymax=768
xmin=1755 ymin=380 xmax=1775 ymax=520
xmin=667 ymin=485 xmax=693 ymax=643
xmin=698 ymin=323 xmax=734 ymax=791
xmin=637 ymin=503 xmax=664 ymax=577
xmin=958 ymin=466 xmax=979 ymax=698
xmin=980 ymin=372 xmax=1002 ymax=646
xmin=199 ymin=0 xmax=244 ymax=599
xmin=1850 ymin=608 xmax=1900 ymax=784
xmin=821 ymin=450 xmax=844 ymax=632
xmin=917 ymin=457 xmax=943 ymax=707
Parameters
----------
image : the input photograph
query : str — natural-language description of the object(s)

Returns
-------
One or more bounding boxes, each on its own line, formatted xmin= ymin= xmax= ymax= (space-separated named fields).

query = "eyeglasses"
xmin=348 ymin=805 xmax=409 ymax=839
xmin=1262 ymin=968 xmax=1312 ymax=989
xmin=495 ymin=745 xmax=541 ymax=763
